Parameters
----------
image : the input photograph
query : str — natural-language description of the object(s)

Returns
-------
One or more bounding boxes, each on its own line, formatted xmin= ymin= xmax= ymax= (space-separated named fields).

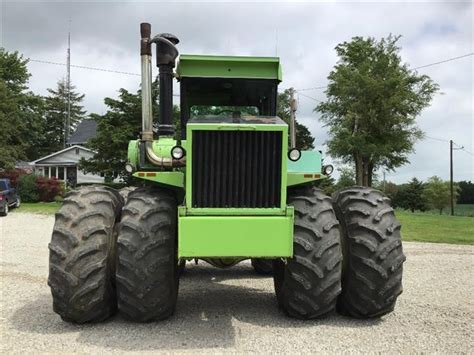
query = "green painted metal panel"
xmin=286 ymin=150 xmax=327 ymax=186
xmin=287 ymin=150 xmax=322 ymax=173
xmin=177 ymin=54 xmax=282 ymax=81
xmin=178 ymin=206 xmax=294 ymax=257
xmin=185 ymin=120 xmax=288 ymax=214
xmin=132 ymin=171 xmax=184 ymax=188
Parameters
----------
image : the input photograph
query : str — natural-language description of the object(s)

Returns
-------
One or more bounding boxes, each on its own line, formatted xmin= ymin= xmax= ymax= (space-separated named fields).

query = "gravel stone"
xmin=1 ymin=213 xmax=473 ymax=353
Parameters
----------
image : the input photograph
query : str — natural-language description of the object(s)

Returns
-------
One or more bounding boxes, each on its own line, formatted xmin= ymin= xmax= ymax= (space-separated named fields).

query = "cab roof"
xmin=176 ymin=54 xmax=282 ymax=82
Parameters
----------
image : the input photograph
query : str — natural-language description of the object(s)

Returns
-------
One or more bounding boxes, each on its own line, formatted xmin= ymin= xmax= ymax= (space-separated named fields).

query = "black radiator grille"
xmin=192 ymin=130 xmax=283 ymax=208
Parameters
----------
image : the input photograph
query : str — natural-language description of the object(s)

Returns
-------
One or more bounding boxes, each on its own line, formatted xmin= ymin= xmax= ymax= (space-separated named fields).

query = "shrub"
xmin=18 ymin=174 xmax=40 ymax=202
xmin=36 ymin=177 xmax=64 ymax=202
xmin=0 ymin=169 xmax=27 ymax=187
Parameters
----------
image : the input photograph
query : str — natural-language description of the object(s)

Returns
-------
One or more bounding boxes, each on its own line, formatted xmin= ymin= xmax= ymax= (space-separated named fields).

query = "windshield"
xmin=190 ymin=105 xmax=259 ymax=118
xmin=0 ymin=181 xmax=7 ymax=191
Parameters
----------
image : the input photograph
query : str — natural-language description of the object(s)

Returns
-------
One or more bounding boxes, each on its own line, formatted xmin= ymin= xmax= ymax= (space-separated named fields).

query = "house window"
xmin=51 ymin=167 xmax=56 ymax=178
xmin=75 ymin=148 xmax=80 ymax=155
xmin=58 ymin=167 xmax=64 ymax=180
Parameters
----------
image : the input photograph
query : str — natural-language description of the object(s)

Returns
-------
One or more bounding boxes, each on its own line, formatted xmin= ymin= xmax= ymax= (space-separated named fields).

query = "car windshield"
xmin=0 ymin=181 xmax=7 ymax=191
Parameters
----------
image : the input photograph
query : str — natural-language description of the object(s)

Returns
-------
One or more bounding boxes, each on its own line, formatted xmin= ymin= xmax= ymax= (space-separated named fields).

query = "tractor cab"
xmin=177 ymin=55 xmax=281 ymax=137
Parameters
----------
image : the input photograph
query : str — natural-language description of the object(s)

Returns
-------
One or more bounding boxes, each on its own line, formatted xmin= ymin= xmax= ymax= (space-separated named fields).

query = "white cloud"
xmin=2 ymin=1 xmax=473 ymax=182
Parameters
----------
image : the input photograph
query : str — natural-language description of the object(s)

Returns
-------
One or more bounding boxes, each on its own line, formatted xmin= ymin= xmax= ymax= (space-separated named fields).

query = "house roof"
xmin=67 ymin=119 xmax=97 ymax=145
xmin=30 ymin=145 xmax=94 ymax=165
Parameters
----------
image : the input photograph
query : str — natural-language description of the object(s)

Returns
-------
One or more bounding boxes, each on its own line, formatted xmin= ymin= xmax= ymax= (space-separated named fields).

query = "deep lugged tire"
xmin=274 ymin=187 xmax=342 ymax=319
xmin=48 ymin=186 xmax=124 ymax=323
xmin=333 ymin=186 xmax=406 ymax=318
xmin=116 ymin=187 xmax=179 ymax=322
xmin=251 ymin=259 xmax=273 ymax=275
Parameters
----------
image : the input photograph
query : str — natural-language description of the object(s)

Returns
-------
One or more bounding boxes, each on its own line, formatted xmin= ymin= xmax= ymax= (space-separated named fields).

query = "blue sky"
xmin=1 ymin=0 xmax=472 ymax=183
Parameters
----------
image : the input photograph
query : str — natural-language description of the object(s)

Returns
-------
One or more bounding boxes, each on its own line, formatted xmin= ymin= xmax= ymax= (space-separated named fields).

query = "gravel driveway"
xmin=1 ymin=213 xmax=473 ymax=353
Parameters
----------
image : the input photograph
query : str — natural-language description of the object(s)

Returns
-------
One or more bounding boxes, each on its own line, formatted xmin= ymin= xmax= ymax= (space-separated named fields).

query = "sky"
xmin=1 ymin=0 xmax=473 ymax=183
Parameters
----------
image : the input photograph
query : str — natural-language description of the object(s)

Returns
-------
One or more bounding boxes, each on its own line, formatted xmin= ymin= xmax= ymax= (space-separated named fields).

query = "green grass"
xmin=12 ymin=202 xmax=62 ymax=215
xmin=10 ymin=202 xmax=474 ymax=245
xmin=423 ymin=204 xmax=474 ymax=217
xmin=396 ymin=210 xmax=474 ymax=245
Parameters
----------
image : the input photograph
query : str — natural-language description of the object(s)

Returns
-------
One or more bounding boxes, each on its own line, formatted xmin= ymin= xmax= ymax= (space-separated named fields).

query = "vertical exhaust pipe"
xmin=139 ymin=23 xmax=184 ymax=168
xmin=140 ymin=23 xmax=153 ymax=142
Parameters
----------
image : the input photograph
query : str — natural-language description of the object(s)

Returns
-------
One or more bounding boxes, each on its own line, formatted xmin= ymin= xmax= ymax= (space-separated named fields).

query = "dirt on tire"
xmin=116 ymin=187 xmax=179 ymax=322
xmin=274 ymin=186 xmax=342 ymax=319
xmin=333 ymin=186 xmax=406 ymax=318
xmin=47 ymin=186 xmax=124 ymax=323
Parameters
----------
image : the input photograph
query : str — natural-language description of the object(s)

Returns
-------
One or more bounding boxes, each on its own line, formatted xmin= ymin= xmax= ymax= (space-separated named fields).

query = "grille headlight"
xmin=171 ymin=146 xmax=185 ymax=160
xmin=288 ymin=148 xmax=301 ymax=162
xmin=125 ymin=163 xmax=134 ymax=173
xmin=323 ymin=164 xmax=334 ymax=175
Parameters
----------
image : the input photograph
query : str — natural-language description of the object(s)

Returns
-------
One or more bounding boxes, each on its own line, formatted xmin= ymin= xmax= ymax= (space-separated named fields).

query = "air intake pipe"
xmin=140 ymin=23 xmax=184 ymax=168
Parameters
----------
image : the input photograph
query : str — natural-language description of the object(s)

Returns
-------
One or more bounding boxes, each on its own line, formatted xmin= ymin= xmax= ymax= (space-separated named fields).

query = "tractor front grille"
xmin=192 ymin=130 xmax=283 ymax=208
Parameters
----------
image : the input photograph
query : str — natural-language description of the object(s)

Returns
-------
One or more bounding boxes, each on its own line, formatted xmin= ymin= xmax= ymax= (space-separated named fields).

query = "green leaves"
xmin=316 ymin=35 xmax=439 ymax=185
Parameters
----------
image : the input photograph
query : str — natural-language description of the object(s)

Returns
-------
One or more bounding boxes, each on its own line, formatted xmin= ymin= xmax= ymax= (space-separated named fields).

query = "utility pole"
xmin=450 ymin=140 xmax=454 ymax=216
xmin=65 ymin=20 xmax=71 ymax=147
xmin=289 ymin=87 xmax=297 ymax=149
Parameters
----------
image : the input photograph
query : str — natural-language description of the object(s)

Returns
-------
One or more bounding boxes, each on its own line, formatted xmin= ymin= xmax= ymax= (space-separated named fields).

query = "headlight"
xmin=125 ymin=163 xmax=134 ymax=173
xmin=323 ymin=164 xmax=334 ymax=175
xmin=171 ymin=146 xmax=185 ymax=160
xmin=288 ymin=148 xmax=301 ymax=162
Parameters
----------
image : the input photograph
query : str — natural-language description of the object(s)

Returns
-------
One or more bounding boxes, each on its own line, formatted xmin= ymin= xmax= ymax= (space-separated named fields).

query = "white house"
xmin=30 ymin=145 xmax=104 ymax=185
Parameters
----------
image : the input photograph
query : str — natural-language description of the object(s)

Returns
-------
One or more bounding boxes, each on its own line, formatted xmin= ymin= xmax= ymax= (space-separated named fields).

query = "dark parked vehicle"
xmin=0 ymin=178 xmax=20 ymax=216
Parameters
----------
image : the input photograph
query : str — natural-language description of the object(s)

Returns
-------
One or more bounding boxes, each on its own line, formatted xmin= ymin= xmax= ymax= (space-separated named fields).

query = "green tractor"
xmin=48 ymin=23 xmax=405 ymax=323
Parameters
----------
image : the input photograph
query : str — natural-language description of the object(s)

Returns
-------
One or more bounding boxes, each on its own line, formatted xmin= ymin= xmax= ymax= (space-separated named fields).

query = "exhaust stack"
xmin=139 ymin=23 xmax=183 ymax=168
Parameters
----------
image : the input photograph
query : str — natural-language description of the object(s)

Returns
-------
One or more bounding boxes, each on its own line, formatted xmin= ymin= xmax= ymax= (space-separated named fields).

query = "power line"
xmin=425 ymin=135 xmax=450 ymax=143
xmin=29 ymin=59 xmax=141 ymax=76
xmin=425 ymin=136 xmax=473 ymax=156
xmin=297 ymin=92 xmax=323 ymax=103
xmin=413 ymin=53 xmax=473 ymax=70
xmin=294 ymin=52 xmax=474 ymax=92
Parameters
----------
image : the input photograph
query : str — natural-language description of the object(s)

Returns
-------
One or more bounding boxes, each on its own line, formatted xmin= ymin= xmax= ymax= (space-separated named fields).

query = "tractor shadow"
xmin=10 ymin=262 xmax=383 ymax=351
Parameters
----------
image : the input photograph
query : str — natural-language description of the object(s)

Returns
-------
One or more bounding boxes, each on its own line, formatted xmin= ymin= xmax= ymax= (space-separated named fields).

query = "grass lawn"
xmin=423 ymin=204 xmax=474 ymax=217
xmin=12 ymin=202 xmax=62 ymax=215
xmin=396 ymin=210 xmax=474 ymax=245
xmin=10 ymin=202 xmax=473 ymax=246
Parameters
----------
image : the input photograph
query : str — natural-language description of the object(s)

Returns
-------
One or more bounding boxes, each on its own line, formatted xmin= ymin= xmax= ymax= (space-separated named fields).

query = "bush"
xmin=18 ymin=174 xmax=40 ymax=202
xmin=36 ymin=177 xmax=64 ymax=202
xmin=0 ymin=169 xmax=27 ymax=187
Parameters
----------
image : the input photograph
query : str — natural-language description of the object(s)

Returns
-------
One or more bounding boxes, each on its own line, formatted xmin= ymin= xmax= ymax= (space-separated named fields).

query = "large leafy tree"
xmin=316 ymin=35 xmax=439 ymax=186
xmin=396 ymin=177 xmax=428 ymax=212
xmin=423 ymin=176 xmax=459 ymax=215
xmin=0 ymin=48 xmax=44 ymax=168
xmin=278 ymin=89 xmax=315 ymax=150
xmin=41 ymin=79 xmax=86 ymax=155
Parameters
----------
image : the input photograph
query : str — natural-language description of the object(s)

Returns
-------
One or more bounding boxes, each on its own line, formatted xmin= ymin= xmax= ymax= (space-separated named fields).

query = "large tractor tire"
xmin=48 ymin=186 xmax=124 ymax=323
xmin=116 ymin=187 xmax=179 ymax=322
xmin=274 ymin=187 xmax=343 ymax=319
xmin=332 ymin=186 xmax=406 ymax=318
xmin=251 ymin=259 xmax=273 ymax=275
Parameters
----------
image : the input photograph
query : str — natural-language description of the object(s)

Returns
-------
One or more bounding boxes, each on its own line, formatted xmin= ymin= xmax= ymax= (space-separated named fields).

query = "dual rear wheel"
xmin=48 ymin=185 xmax=405 ymax=323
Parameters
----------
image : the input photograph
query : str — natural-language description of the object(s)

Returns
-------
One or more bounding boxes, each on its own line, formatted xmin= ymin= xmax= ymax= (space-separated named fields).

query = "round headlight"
xmin=171 ymin=146 xmax=185 ymax=160
xmin=288 ymin=148 xmax=301 ymax=162
xmin=323 ymin=164 xmax=334 ymax=175
xmin=125 ymin=163 xmax=134 ymax=173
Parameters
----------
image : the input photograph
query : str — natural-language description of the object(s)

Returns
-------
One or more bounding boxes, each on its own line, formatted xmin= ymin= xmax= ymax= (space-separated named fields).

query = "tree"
xmin=458 ymin=181 xmax=474 ymax=204
xmin=423 ymin=176 xmax=459 ymax=215
xmin=334 ymin=166 xmax=356 ymax=190
xmin=277 ymin=89 xmax=315 ymax=150
xmin=396 ymin=178 xmax=427 ymax=212
xmin=80 ymin=80 xmax=179 ymax=181
xmin=316 ymin=35 xmax=439 ymax=186
xmin=79 ymin=88 xmax=143 ymax=181
xmin=41 ymin=79 xmax=86 ymax=155
xmin=0 ymin=48 xmax=44 ymax=168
